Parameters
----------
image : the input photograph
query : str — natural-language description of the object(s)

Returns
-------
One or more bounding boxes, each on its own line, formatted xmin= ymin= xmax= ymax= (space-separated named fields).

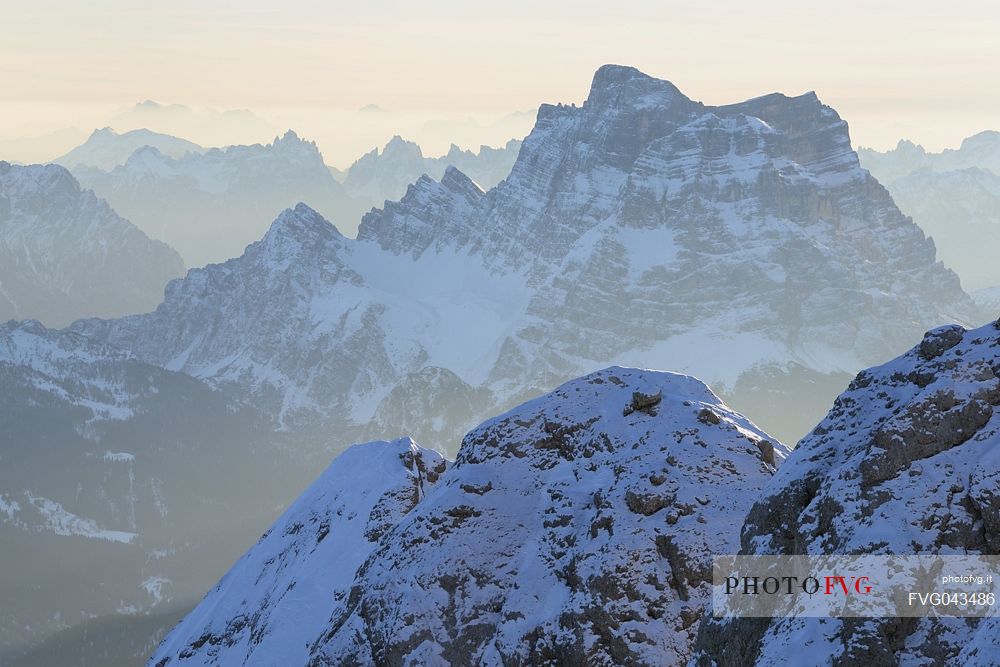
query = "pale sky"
xmin=1 ymin=1 xmax=997 ymax=164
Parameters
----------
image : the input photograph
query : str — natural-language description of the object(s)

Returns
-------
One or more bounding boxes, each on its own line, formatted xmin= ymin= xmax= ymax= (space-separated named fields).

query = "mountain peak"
xmin=585 ymin=64 xmax=690 ymax=108
xmin=261 ymin=203 xmax=343 ymax=247
xmin=304 ymin=364 xmax=785 ymax=664
xmin=275 ymin=129 xmax=302 ymax=144
xmin=382 ymin=135 xmax=423 ymax=159
xmin=89 ymin=127 xmax=117 ymax=139
xmin=0 ymin=162 xmax=81 ymax=198
xmin=148 ymin=437 xmax=446 ymax=667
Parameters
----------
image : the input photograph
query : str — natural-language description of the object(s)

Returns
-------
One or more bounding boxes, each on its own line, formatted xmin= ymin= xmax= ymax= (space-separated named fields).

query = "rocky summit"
xmin=149 ymin=367 xmax=787 ymax=666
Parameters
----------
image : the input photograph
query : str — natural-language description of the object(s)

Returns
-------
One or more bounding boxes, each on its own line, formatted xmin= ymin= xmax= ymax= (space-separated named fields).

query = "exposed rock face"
xmin=148 ymin=439 xmax=446 ymax=667
xmin=356 ymin=165 xmax=486 ymax=257
xmin=303 ymin=367 xmax=786 ymax=666
xmin=72 ymin=131 xmax=354 ymax=266
xmin=692 ymin=320 xmax=1000 ymax=666
xmin=71 ymin=65 xmax=979 ymax=451
xmin=0 ymin=161 xmax=185 ymax=326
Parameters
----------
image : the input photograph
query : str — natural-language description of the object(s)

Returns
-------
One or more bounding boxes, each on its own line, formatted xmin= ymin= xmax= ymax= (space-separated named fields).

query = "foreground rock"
xmin=692 ymin=319 xmax=1000 ymax=666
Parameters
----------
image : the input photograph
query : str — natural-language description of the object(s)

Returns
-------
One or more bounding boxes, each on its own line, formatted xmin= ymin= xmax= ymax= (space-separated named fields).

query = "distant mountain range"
xmin=0 ymin=161 xmax=184 ymax=327
xmin=859 ymin=131 xmax=1000 ymax=291
xmin=66 ymin=130 xmax=522 ymax=265
xmin=70 ymin=131 xmax=351 ymax=267
xmin=339 ymin=134 xmax=521 ymax=207
xmin=53 ymin=127 xmax=204 ymax=171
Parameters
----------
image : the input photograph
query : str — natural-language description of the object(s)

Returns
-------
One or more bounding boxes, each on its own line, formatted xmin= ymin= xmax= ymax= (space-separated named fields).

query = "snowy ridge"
xmin=1 ymin=319 xmax=144 ymax=423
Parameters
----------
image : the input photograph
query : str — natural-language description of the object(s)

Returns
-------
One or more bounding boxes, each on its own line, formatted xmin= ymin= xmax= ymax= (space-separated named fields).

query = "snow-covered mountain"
xmin=53 ymin=127 xmax=204 ymax=170
xmin=74 ymin=65 xmax=979 ymax=448
xmin=0 ymin=161 xmax=185 ymax=327
xmin=72 ymin=131 xmax=355 ymax=266
xmin=339 ymin=135 xmax=521 ymax=217
xmin=149 ymin=367 xmax=786 ymax=666
xmin=858 ymin=132 xmax=1000 ymax=290
xmin=149 ymin=438 xmax=446 ymax=667
xmin=0 ymin=320 xmax=309 ymax=660
xmin=693 ymin=318 xmax=1000 ymax=665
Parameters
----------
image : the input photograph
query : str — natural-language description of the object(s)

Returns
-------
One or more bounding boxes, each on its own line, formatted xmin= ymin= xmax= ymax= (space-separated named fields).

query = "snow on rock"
xmin=692 ymin=318 xmax=1000 ymax=666
xmin=0 ymin=491 xmax=136 ymax=543
xmin=339 ymin=136 xmax=521 ymax=232
xmin=0 ymin=319 xmax=141 ymax=423
xmin=148 ymin=438 xmax=446 ymax=667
